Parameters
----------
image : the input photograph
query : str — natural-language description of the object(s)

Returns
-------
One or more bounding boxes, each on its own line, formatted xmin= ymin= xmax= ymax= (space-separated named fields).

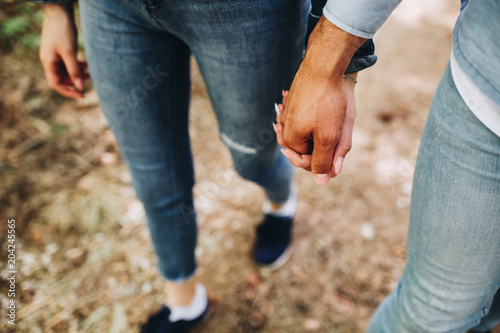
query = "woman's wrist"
xmin=43 ymin=4 xmax=75 ymax=23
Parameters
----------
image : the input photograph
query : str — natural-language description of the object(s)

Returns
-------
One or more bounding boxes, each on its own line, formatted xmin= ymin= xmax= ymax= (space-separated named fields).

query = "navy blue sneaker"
xmin=253 ymin=214 xmax=293 ymax=270
xmin=141 ymin=303 xmax=209 ymax=333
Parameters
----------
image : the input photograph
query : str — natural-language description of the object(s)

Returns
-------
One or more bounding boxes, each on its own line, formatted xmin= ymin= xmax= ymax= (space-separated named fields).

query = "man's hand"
xmin=275 ymin=74 xmax=356 ymax=181
xmin=276 ymin=16 xmax=365 ymax=185
xmin=40 ymin=4 xmax=88 ymax=98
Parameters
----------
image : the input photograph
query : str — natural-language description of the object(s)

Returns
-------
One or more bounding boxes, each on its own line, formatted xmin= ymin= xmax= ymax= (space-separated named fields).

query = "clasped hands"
xmin=273 ymin=68 xmax=357 ymax=186
xmin=272 ymin=16 xmax=365 ymax=186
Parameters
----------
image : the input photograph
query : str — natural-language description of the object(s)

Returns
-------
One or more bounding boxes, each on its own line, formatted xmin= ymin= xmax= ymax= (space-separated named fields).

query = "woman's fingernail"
xmin=282 ymin=90 xmax=285 ymax=97
xmin=75 ymin=78 xmax=84 ymax=91
xmin=314 ymin=174 xmax=329 ymax=186
xmin=335 ymin=157 xmax=344 ymax=175
xmin=329 ymin=165 xmax=336 ymax=178
xmin=272 ymin=123 xmax=278 ymax=133
xmin=274 ymin=103 xmax=280 ymax=116
xmin=280 ymin=149 xmax=290 ymax=159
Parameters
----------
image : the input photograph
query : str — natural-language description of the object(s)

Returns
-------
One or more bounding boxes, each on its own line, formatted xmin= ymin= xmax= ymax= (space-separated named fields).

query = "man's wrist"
xmin=343 ymin=74 xmax=357 ymax=84
xmin=304 ymin=16 xmax=367 ymax=80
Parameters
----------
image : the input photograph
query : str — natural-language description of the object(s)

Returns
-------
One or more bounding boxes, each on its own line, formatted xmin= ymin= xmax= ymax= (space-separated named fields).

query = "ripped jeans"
xmin=79 ymin=0 xmax=309 ymax=281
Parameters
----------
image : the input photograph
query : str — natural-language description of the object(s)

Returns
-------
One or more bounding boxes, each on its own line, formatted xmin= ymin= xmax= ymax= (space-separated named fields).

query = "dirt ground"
xmin=1 ymin=0 xmax=499 ymax=332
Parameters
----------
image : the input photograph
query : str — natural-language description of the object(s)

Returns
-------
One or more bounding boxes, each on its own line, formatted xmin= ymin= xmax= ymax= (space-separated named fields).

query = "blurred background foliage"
xmin=1 ymin=0 xmax=120 ymax=238
xmin=1 ymin=0 xmax=83 ymax=54
xmin=1 ymin=2 xmax=129 ymax=331
xmin=1 ymin=0 xmax=43 ymax=53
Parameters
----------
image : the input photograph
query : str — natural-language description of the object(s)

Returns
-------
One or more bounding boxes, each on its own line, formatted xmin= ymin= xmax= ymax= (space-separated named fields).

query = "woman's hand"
xmin=40 ymin=4 xmax=89 ymax=98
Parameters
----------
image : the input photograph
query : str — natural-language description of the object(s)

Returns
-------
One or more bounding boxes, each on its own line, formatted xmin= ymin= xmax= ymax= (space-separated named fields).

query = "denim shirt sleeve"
xmin=308 ymin=0 xmax=377 ymax=73
xmin=345 ymin=39 xmax=377 ymax=74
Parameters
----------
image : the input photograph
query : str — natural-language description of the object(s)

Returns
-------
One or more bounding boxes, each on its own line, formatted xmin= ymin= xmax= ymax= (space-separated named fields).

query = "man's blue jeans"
xmin=368 ymin=64 xmax=500 ymax=332
xmin=79 ymin=0 xmax=309 ymax=281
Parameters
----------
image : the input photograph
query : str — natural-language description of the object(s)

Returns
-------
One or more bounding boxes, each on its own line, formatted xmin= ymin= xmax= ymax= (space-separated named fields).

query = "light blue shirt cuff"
xmin=323 ymin=0 xmax=402 ymax=39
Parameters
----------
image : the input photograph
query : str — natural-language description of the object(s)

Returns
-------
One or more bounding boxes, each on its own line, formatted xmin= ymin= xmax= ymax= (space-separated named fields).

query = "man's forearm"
xmin=303 ymin=16 xmax=367 ymax=79
xmin=307 ymin=0 xmax=377 ymax=74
